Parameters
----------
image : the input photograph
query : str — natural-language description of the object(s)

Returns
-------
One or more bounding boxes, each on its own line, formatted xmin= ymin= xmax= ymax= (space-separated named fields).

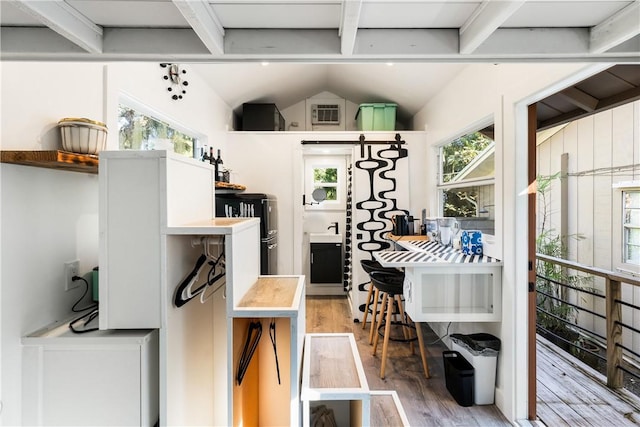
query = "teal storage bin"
xmin=356 ymin=103 xmax=397 ymax=131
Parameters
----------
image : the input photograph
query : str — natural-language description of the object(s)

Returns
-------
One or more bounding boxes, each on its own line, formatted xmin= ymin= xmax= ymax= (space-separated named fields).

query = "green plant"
xmin=535 ymin=173 xmax=592 ymax=339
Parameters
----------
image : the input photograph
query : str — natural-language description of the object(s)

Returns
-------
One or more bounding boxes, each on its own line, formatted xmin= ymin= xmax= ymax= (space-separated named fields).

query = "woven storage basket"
xmin=58 ymin=118 xmax=107 ymax=155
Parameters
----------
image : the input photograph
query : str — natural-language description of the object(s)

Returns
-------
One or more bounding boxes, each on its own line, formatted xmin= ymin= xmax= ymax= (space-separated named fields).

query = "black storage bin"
xmin=443 ymin=350 xmax=474 ymax=407
xmin=241 ymin=103 xmax=285 ymax=131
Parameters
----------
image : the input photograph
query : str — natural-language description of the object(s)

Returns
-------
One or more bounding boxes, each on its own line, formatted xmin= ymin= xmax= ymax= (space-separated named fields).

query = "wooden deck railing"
xmin=536 ymin=253 xmax=640 ymax=388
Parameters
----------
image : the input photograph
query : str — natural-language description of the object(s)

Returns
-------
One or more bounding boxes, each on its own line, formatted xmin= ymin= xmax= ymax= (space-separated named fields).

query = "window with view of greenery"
xmin=438 ymin=126 xmax=495 ymax=226
xmin=623 ymin=190 xmax=640 ymax=265
xmin=314 ymin=167 xmax=338 ymax=201
xmin=118 ymin=105 xmax=196 ymax=157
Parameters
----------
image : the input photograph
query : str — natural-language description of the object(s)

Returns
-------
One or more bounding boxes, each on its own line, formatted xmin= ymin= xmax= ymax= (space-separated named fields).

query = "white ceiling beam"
xmin=459 ymin=0 xmax=526 ymax=54
xmin=558 ymin=87 xmax=599 ymax=112
xmin=3 ymin=27 xmax=640 ymax=62
xmin=339 ymin=0 xmax=362 ymax=55
xmin=590 ymin=0 xmax=640 ymax=53
xmin=172 ymin=0 xmax=225 ymax=55
xmin=10 ymin=0 xmax=102 ymax=53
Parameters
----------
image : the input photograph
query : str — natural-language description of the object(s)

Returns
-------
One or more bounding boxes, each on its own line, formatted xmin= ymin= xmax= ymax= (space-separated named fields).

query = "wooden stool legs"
xmin=371 ymin=292 xmax=430 ymax=380
xmin=415 ymin=322 xmax=431 ymax=379
xmin=368 ymin=288 xmax=380 ymax=344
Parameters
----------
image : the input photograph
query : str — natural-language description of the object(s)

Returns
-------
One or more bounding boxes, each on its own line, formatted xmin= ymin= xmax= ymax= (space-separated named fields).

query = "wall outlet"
xmin=64 ymin=260 xmax=80 ymax=291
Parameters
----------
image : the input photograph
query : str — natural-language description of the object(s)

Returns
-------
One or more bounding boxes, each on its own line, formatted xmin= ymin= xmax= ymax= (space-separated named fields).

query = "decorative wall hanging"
xmin=160 ymin=63 xmax=189 ymax=100
xmin=354 ymin=142 xmax=409 ymax=317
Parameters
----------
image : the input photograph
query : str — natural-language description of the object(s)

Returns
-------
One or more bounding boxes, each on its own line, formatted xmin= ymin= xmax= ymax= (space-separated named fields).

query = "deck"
xmin=307 ymin=296 xmax=640 ymax=426
xmin=536 ymin=335 xmax=640 ymax=426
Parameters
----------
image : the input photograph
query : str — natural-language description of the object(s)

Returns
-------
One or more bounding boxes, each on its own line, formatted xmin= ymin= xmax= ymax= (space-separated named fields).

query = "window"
xmin=118 ymin=104 xmax=197 ymax=157
xmin=304 ymin=156 xmax=347 ymax=210
xmin=313 ymin=167 xmax=338 ymax=201
xmin=437 ymin=125 xmax=495 ymax=234
xmin=623 ymin=190 xmax=640 ymax=265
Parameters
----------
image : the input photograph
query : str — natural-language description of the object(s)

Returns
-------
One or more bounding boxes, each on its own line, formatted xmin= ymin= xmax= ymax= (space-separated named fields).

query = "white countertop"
xmin=374 ymin=239 xmax=502 ymax=268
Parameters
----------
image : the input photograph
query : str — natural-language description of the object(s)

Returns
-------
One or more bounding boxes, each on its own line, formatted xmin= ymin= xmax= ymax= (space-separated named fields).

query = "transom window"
xmin=118 ymin=104 xmax=198 ymax=158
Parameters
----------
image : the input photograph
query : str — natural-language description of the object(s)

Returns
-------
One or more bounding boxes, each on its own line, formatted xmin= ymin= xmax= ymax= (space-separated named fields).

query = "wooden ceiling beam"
xmin=459 ymin=0 xmax=526 ymax=54
xmin=558 ymin=87 xmax=599 ymax=112
xmin=339 ymin=0 xmax=362 ymax=55
xmin=172 ymin=0 xmax=225 ymax=55
xmin=590 ymin=0 xmax=640 ymax=53
xmin=538 ymin=85 xmax=640 ymax=130
xmin=10 ymin=0 xmax=102 ymax=53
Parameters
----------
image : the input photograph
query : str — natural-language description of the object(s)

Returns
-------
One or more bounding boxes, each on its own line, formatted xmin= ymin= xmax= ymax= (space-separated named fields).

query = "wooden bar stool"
xmin=369 ymin=270 xmax=430 ymax=380
xmin=360 ymin=259 xmax=402 ymax=345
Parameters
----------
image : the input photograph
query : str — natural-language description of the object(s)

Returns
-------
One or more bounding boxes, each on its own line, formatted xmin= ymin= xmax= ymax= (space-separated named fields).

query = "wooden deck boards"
xmin=307 ymin=296 xmax=640 ymax=427
xmin=536 ymin=336 xmax=640 ymax=426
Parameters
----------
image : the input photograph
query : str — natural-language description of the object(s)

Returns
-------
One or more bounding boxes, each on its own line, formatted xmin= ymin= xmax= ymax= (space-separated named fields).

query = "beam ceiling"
xmin=1 ymin=0 xmax=639 ymax=62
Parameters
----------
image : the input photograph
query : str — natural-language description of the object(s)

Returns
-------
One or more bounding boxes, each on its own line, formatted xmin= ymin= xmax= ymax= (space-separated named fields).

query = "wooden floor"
xmin=306 ymin=296 xmax=511 ymax=426
xmin=536 ymin=335 xmax=640 ymax=426
xmin=306 ymin=295 xmax=640 ymax=426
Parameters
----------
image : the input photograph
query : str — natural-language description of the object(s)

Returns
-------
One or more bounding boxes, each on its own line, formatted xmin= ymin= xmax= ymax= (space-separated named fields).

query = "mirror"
xmin=311 ymin=188 xmax=327 ymax=203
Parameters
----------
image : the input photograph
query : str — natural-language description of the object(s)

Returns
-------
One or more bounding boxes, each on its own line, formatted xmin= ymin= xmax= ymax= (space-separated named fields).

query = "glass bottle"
xmin=215 ymin=149 xmax=223 ymax=182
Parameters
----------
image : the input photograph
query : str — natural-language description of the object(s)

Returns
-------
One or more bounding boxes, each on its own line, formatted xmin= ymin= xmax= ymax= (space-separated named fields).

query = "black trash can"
xmin=443 ymin=350 xmax=474 ymax=407
xmin=450 ymin=333 xmax=501 ymax=405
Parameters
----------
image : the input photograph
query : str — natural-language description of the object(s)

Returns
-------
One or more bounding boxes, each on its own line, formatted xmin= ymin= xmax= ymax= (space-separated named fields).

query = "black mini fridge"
xmin=215 ymin=193 xmax=278 ymax=275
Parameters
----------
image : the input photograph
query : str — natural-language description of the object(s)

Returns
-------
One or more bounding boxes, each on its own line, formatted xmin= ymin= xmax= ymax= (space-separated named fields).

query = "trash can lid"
xmin=450 ymin=333 xmax=501 ymax=354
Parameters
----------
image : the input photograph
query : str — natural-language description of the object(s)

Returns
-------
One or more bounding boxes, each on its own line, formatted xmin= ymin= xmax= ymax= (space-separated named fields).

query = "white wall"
xmin=0 ymin=61 xmax=230 ymax=425
xmin=281 ymin=91 xmax=360 ymax=132
xmin=224 ymin=131 xmax=428 ymax=280
xmin=412 ymin=62 xmax=605 ymax=422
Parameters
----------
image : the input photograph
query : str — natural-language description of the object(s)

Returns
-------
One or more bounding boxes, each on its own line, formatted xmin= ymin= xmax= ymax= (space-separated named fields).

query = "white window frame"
xmin=118 ymin=93 xmax=206 ymax=158
xmin=622 ymin=188 xmax=640 ymax=266
xmin=304 ymin=156 xmax=346 ymax=211
xmin=436 ymin=124 xmax=495 ymax=221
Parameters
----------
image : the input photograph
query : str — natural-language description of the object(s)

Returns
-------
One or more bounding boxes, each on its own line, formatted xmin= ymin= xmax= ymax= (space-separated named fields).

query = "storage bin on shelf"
xmin=356 ymin=103 xmax=397 ymax=131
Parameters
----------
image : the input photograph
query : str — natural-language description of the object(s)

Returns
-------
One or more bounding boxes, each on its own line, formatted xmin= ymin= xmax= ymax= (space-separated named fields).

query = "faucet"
xmin=327 ymin=222 xmax=339 ymax=235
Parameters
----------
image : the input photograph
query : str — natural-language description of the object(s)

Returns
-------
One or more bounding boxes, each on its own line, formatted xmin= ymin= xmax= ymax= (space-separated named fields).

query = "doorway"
xmin=302 ymin=153 xmax=351 ymax=296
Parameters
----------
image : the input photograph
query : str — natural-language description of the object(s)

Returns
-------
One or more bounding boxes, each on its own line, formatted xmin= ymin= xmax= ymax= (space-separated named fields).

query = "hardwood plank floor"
xmin=306 ymin=296 xmax=511 ymax=426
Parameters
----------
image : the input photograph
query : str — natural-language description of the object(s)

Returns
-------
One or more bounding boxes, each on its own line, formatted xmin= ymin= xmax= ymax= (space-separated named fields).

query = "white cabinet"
xmin=99 ymin=150 xmax=292 ymax=426
xmin=374 ymin=240 xmax=503 ymax=322
xmin=99 ymin=150 xmax=216 ymax=330
xmin=22 ymin=323 xmax=158 ymax=426
xmin=403 ymin=264 xmax=502 ymax=322
xmin=231 ymin=275 xmax=306 ymax=426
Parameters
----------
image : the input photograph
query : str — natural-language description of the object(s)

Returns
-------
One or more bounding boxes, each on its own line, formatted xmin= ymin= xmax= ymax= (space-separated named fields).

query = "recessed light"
xmin=261 ymin=61 xmax=269 ymax=66
xmin=386 ymin=62 xmax=394 ymax=66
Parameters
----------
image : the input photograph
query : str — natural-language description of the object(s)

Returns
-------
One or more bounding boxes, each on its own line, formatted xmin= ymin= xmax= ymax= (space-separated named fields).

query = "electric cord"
xmin=69 ymin=275 xmax=99 ymax=334
xmin=427 ymin=321 xmax=452 ymax=345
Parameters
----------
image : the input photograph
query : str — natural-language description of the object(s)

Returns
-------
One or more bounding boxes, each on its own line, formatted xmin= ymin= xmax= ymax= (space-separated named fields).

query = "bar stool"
xmin=360 ymin=259 xmax=402 ymax=345
xmin=369 ymin=270 xmax=430 ymax=379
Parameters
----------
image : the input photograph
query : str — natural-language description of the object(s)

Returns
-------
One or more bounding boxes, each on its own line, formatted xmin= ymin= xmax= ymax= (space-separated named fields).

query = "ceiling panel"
xmin=575 ymin=69 xmax=637 ymax=99
xmin=212 ymin=4 xmax=341 ymax=28
xmin=0 ymin=2 xmax=44 ymax=26
xmin=67 ymin=0 xmax=189 ymax=27
xmin=503 ymin=1 xmax=633 ymax=27
xmin=359 ymin=2 xmax=480 ymax=28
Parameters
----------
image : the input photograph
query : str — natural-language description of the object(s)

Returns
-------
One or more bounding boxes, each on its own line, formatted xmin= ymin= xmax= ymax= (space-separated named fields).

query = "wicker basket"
xmin=58 ymin=118 xmax=107 ymax=155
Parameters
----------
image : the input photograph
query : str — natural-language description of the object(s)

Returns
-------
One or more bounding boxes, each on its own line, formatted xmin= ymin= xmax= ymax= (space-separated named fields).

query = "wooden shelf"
xmin=1 ymin=150 xmax=98 ymax=174
xmin=215 ymin=181 xmax=246 ymax=191
xmin=237 ymin=276 xmax=302 ymax=309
